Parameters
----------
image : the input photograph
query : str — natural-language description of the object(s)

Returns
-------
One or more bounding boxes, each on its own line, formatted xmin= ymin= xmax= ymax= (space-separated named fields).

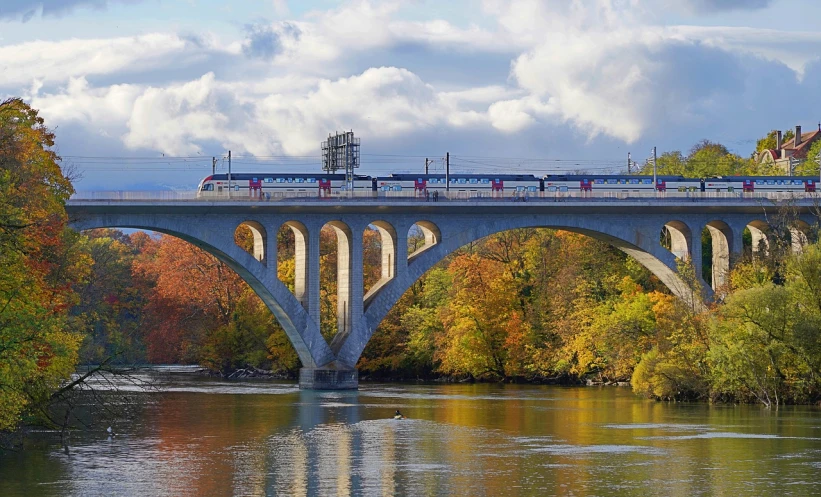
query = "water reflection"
xmin=1 ymin=378 xmax=820 ymax=496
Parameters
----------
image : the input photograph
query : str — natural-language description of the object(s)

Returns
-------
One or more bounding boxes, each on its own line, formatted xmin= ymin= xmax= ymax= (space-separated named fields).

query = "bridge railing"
xmin=69 ymin=190 xmax=820 ymax=202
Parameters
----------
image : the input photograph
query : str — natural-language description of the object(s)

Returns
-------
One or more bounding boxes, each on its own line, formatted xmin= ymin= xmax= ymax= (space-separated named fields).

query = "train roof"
xmin=380 ymin=173 xmax=540 ymax=180
xmin=204 ymin=173 xmax=370 ymax=181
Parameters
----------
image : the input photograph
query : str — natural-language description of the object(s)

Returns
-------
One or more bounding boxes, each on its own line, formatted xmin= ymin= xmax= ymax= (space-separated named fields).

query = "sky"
xmin=1 ymin=0 xmax=820 ymax=191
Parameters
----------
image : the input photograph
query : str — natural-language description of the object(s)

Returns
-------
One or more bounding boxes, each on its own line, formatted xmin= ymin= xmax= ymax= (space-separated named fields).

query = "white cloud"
xmin=0 ymin=33 xmax=238 ymax=89
xmin=32 ymin=68 xmax=497 ymax=156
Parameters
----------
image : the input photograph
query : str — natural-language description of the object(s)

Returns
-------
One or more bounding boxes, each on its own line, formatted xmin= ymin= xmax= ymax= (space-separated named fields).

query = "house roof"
xmin=780 ymin=129 xmax=821 ymax=153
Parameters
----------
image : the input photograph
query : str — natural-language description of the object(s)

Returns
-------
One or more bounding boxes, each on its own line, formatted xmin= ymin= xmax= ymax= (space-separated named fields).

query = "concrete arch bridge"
xmin=66 ymin=197 xmax=817 ymax=389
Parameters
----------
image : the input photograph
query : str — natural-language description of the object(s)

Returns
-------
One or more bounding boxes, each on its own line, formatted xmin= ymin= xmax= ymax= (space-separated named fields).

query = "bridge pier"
xmin=299 ymin=368 xmax=359 ymax=390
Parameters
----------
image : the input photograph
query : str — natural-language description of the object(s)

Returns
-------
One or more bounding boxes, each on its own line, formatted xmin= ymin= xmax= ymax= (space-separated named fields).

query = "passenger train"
xmin=196 ymin=172 xmax=818 ymax=198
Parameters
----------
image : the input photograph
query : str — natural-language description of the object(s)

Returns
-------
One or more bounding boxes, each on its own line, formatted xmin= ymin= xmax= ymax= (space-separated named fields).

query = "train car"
xmin=375 ymin=173 xmax=541 ymax=198
xmin=542 ymin=175 xmax=701 ymax=193
xmin=196 ymin=173 xmax=372 ymax=199
xmin=699 ymin=176 xmax=815 ymax=193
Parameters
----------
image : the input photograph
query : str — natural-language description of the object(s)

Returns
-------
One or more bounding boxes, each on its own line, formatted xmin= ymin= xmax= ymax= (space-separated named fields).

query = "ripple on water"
xmin=528 ymin=444 xmax=667 ymax=456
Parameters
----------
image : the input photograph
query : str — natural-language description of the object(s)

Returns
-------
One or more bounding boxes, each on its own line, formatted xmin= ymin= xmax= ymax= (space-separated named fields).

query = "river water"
xmin=1 ymin=369 xmax=820 ymax=496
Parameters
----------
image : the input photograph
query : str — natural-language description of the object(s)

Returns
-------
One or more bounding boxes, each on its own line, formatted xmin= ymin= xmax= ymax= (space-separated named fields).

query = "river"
xmin=1 ymin=368 xmax=820 ymax=496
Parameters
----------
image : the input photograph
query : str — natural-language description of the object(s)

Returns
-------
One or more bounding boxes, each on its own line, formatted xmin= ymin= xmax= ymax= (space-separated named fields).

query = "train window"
xmin=481 ymin=179 xmax=489 ymax=184
xmin=277 ymin=178 xmax=285 ymax=183
xmin=296 ymin=178 xmax=304 ymax=183
xmin=234 ymin=185 xmax=240 ymax=191
xmin=629 ymin=179 xmax=639 ymax=184
xmin=642 ymin=179 xmax=652 ymax=184
xmin=495 ymin=179 xmax=501 ymax=183
xmin=548 ymin=186 xmax=557 ymax=192
xmin=264 ymin=178 xmax=273 ymax=183
xmin=767 ymin=180 xmax=775 ymax=185
xmin=528 ymin=186 xmax=537 ymax=192
xmin=287 ymin=178 xmax=294 ymax=183
xmin=559 ymin=186 xmax=568 ymax=192
xmin=470 ymin=178 xmax=478 ymax=184
xmin=381 ymin=186 xmax=390 ymax=191
xmin=794 ymin=180 xmax=803 ymax=185
xmin=756 ymin=180 xmax=764 ymax=185
xmin=418 ymin=178 xmax=424 ymax=183
xmin=594 ymin=179 xmax=604 ymax=184
xmin=252 ymin=178 xmax=258 ymax=182
xmin=202 ymin=184 xmax=214 ymax=191
xmin=458 ymin=178 xmax=467 ymax=184
xmin=307 ymin=178 xmax=316 ymax=183
xmin=728 ymin=187 xmax=734 ymax=192
xmin=776 ymin=180 xmax=783 ymax=185
xmin=606 ymin=179 xmax=617 ymax=184
xmin=393 ymin=186 xmax=402 ymax=191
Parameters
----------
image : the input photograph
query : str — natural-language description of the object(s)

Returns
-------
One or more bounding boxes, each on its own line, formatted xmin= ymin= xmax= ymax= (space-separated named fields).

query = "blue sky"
xmin=1 ymin=0 xmax=820 ymax=190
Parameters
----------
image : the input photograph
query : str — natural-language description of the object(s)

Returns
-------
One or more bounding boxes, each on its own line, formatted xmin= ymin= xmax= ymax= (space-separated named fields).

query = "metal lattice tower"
xmin=321 ymin=131 xmax=360 ymax=191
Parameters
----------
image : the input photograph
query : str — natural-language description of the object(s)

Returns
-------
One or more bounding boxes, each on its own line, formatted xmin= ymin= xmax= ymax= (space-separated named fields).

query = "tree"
xmin=0 ymin=98 xmax=86 ymax=431
xmin=755 ymin=129 xmax=794 ymax=155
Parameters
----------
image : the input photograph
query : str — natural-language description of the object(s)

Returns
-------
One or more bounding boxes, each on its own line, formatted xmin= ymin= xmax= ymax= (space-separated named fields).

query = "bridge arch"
xmin=70 ymin=217 xmax=335 ymax=370
xmin=335 ymin=217 xmax=701 ymax=367
xmin=235 ymin=220 xmax=267 ymax=265
xmin=364 ymin=221 xmax=397 ymax=307
xmin=662 ymin=220 xmax=692 ymax=260
xmin=408 ymin=221 xmax=441 ymax=262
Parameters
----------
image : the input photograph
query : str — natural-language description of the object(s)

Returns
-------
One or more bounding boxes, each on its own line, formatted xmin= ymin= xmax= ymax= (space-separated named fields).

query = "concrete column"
xmin=267 ymin=222 xmax=277 ymax=271
xmin=689 ymin=224 xmax=703 ymax=283
xmin=332 ymin=223 xmax=353 ymax=341
xmin=395 ymin=224 xmax=409 ymax=277
xmin=306 ymin=225 xmax=321 ymax=327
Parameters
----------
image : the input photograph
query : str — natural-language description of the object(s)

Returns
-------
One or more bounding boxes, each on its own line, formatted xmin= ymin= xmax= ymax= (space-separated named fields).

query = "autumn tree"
xmin=0 ymin=98 xmax=86 ymax=431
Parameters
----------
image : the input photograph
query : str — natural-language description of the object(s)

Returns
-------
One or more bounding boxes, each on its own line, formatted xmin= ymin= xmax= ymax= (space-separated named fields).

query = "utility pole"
xmin=228 ymin=150 xmax=232 ymax=198
xmin=652 ymin=146 xmax=657 ymax=191
xmin=816 ymin=148 xmax=821 ymax=185
xmin=445 ymin=152 xmax=450 ymax=192
xmin=212 ymin=156 xmax=216 ymax=175
xmin=627 ymin=152 xmax=631 ymax=174
xmin=789 ymin=156 xmax=798 ymax=177
xmin=425 ymin=158 xmax=429 ymax=174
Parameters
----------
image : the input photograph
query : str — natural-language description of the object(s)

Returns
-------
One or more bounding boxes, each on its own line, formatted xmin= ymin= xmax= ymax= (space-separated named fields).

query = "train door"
xmin=492 ymin=178 xmax=504 ymax=198
xmin=414 ymin=177 xmax=427 ymax=198
xmin=249 ymin=177 xmax=262 ymax=198
xmin=742 ymin=179 xmax=754 ymax=193
xmin=318 ymin=178 xmax=332 ymax=197
xmin=656 ymin=179 xmax=666 ymax=192
xmin=806 ymin=180 xmax=816 ymax=192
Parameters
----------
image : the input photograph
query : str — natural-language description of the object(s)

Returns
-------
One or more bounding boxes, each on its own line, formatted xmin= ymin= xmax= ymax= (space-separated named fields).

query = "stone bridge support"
xmin=67 ymin=200 xmax=816 ymax=390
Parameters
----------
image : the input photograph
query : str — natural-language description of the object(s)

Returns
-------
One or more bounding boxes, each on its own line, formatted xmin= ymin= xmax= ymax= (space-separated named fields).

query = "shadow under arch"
xmin=364 ymin=220 xmax=397 ymax=308
xmin=237 ymin=220 xmax=267 ymax=264
xmin=71 ymin=221 xmax=333 ymax=369
xmin=337 ymin=220 xmax=703 ymax=367
xmin=705 ymin=220 xmax=732 ymax=290
xmin=408 ymin=220 xmax=441 ymax=262
xmin=663 ymin=220 xmax=692 ymax=260
xmin=791 ymin=219 xmax=811 ymax=253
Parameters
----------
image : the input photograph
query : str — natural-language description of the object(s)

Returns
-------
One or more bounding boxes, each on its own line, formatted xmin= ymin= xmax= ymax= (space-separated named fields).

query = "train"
xmin=195 ymin=172 xmax=818 ymax=198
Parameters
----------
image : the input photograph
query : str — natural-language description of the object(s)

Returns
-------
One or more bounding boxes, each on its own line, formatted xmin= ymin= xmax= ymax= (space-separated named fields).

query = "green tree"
xmin=0 ymin=98 xmax=86 ymax=431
